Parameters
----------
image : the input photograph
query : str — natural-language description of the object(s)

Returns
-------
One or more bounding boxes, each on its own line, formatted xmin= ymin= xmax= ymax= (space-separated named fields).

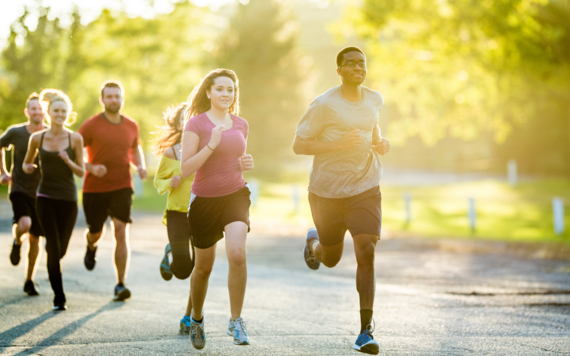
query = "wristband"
xmin=206 ymin=144 xmax=215 ymax=151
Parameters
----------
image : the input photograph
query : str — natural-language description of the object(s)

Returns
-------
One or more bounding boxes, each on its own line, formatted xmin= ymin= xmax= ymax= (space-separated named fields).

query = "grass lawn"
xmin=130 ymin=177 xmax=570 ymax=243
xmin=2 ymin=177 xmax=568 ymax=243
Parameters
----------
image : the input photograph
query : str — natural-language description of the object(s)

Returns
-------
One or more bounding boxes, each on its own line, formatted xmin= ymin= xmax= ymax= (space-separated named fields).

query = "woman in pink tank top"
xmin=180 ymin=69 xmax=254 ymax=349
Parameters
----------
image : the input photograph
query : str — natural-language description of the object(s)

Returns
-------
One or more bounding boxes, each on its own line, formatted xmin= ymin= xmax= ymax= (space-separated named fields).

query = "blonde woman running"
xmin=23 ymin=89 xmax=84 ymax=311
xmin=153 ymin=103 xmax=195 ymax=333
xmin=181 ymin=69 xmax=254 ymax=349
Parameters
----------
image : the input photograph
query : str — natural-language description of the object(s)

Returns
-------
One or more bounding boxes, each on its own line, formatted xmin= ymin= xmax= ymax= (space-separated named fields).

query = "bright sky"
xmin=0 ymin=0 xmax=247 ymax=41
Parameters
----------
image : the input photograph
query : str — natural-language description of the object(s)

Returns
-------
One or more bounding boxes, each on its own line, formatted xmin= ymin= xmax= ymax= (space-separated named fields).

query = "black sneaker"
xmin=10 ymin=240 xmax=21 ymax=266
xmin=53 ymin=303 xmax=67 ymax=311
xmin=84 ymin=246 xmax=97 ymax=271
xmin=23 ymin=280 xmax=39 ymax=296
xmin=113 ymin=284 xmax=131 ymax=302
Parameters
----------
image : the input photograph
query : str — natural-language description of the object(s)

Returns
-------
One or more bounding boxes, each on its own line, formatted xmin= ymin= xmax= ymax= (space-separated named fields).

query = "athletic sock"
xmin=360 ymin=309 xmax=373 ymax=333
xmin=117 ymin=282 xmax=125 ymax=288
xmin=192 ymin=317 xmax=203 ymax=324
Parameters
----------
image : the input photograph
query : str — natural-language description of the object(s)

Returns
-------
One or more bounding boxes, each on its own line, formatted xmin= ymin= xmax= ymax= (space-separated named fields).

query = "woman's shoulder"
xmin=163 ymin=146 xmax=177 ymax=160
xmin=69 ymin=131 xmax=83 ymax=142
xmin=29 ymin=129 xmax=48 ymax=141
xmin=231 ymin=114 xmax=248 ymax=127
xmin=185 ymin=112 xmax=208 ymax=131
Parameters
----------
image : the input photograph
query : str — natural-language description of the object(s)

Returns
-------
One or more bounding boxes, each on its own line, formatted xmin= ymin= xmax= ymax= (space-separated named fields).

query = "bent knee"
xmin=17 ymin=217 xmax=32 ymax=232
xmin=173 ymin=267 xmax=192 ymax=280
xmin=322 ymin=256 xmax=341 ymax=268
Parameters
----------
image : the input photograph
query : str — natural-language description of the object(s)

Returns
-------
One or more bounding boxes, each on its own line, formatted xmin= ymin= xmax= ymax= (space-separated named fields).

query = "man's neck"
xmin=104 ymin=111 xmax=122 ymax=124
xmin=340 ymin=83 xmax=363 ymax=102
xmin=26 ymin=121 xmax=45 ymax=133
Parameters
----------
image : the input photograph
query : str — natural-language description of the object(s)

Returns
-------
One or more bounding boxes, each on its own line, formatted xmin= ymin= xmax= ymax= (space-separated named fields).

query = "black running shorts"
xmin=9 ymin=192 xmax=43 ymax=237
xmin=83 ymin=188 xmax=133 ymax=233
xmin=308 ymin=185 xmax=382 ymax=246
xmin=188 ymin=186 xmax=251 ymax=249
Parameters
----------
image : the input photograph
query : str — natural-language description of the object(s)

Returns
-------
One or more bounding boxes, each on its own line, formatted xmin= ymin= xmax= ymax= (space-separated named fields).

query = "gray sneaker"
xmin=227 ymin=317 xmax=250 ymax=345
xmin=190 ymin=311 xmax=206 ymax=349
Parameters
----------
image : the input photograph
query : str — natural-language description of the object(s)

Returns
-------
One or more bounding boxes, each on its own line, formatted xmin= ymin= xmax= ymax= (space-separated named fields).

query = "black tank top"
xmin=38 ymin=131 xmax=77 ymax=201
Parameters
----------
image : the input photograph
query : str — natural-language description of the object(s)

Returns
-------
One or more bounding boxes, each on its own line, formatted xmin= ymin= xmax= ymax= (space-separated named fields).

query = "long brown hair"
xmin=185 ymin=69 xmax=240 ymax=121
xmin=153 ymin=103 xmax=187 ymax=155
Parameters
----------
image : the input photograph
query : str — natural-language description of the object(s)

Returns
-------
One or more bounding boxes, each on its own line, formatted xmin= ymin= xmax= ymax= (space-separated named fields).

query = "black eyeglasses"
xmin=339 ymin=60 xmax=366 ymax=68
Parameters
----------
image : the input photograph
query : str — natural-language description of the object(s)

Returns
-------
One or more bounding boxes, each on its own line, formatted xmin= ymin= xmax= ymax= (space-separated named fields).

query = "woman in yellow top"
xmin=153 ymin=103 xmax=195 ymax=333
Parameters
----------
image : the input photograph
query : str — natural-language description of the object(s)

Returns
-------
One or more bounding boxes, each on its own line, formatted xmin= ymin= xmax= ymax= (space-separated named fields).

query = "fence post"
xmin=249 ymin=179 xmax=259 ymax=208
xmin=403 ymin=191 xmax=412 ymax=224
xmin=553 ymin=197 xmax=565 ymax=235
xmin=292 ymin=183 xmax=299 ymax=213
xmin=507 ymin=159 xmax=518 ymax=187
xmin=468 ymin=197 xmax=476 ymax=232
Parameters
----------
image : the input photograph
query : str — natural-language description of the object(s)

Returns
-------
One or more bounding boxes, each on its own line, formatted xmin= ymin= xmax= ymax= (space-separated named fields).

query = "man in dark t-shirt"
xmin=0 ymin=93 xmax=46 ymax=296
xmin=78 ymin=80 xmax=147 ymax=302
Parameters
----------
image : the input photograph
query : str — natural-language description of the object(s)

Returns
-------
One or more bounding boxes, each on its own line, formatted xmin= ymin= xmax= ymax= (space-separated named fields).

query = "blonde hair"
xmin=185 ymin=69 xmax=240 ymax=120
xmin=152 ymin=103 xmax=187 ymax=155
xmin=39 ymin=89 xmax=76 ymax=126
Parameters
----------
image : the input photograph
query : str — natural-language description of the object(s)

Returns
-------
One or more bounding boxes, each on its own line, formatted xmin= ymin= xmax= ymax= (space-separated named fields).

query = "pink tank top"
xmin=184 ymin=113 xmax=248 ymax=197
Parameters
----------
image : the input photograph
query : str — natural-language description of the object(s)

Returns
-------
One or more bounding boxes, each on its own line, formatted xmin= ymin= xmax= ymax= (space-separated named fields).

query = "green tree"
xmin=348 ymin=0 xmax=570 ymax=175
xmin=215 ymin=0 xmax=307 ymax=176
xmin=0 ymin=7 xmax=85 ymax=127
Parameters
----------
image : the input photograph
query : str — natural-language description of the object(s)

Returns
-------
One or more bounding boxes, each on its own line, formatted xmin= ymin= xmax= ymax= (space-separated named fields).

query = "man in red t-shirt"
xmin=79 ymin=80 xmax=147 ymax=302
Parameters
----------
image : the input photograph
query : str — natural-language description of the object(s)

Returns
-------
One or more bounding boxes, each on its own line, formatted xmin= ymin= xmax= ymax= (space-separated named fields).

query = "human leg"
xmin=111 ymin=218 xmax=129 ymax=285
xmin=9 ymin=193 xmax=36 ymax=266
xmin=25 ymin=234 xmax=40 ymax=282
xmin=224 ymin=221 xmax=248 ymax=320
xmin=190 ymin=244 xmax=216 ymax=321
xmin=83 ymin=192 xmax=110 ymax=270
xmin=36 ymin=197 xmax=66 ymax=307
xmin=166 ymin=211 xmax=193 ymax=280
xmin=9 ymin=216 xmax=30 ymax=266
xmin=189 ymin=244 xmax=215 ymax=349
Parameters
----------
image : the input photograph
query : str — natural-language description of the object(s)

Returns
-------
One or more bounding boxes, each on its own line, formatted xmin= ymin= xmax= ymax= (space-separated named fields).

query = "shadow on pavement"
xmin=1 ymin=301 xmax=124 ymax=355
xmin=0 ymin=311 xmax=57 ymax=347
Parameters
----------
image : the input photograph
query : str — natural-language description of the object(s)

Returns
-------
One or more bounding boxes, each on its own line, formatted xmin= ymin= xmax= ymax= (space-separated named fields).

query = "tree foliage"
xmin=0 ymin=2 xmax=210 ymax=146
xmin=215 ymin=0 xmax=308 ymax=174
xmin=349 ymin=0 xmax=570 ymax=174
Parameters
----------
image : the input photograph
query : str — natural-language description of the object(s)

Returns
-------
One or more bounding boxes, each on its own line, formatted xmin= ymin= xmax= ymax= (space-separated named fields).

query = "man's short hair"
xmin=26 ymin=92 xmax=40 ymax=109
xmin=336 ymin=46 xmax=366 ymax=68
xmin=100 ymin=80 xmax=124 ymax=99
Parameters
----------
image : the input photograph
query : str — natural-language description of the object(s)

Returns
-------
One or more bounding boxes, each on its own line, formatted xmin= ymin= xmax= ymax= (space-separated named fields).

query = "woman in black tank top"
xmin=23 ymin=89 xmax=84 ymax=311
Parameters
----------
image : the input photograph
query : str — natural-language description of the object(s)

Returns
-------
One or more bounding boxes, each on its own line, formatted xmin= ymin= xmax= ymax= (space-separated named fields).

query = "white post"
xmin=249 ymin=180 xmax=259 ymax=208
xmin=553 ymin=197 xmax=565 ymax=235
xmin=403 ymin=191 xmax=412 ymax=224
xmin=468 ymin=197 xmax=476 ymax=231
xmin=507 ymin=159 xmax=518 ymax=187
xmin=133 ymin=174 xmax=143 ymax=197
xmin=292 ymin=183 xmax=299 ymax=213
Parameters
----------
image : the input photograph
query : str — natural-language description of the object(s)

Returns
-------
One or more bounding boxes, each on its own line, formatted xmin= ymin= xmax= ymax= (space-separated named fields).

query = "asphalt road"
xmin=1 ymin=211 xmax=570 ymax=355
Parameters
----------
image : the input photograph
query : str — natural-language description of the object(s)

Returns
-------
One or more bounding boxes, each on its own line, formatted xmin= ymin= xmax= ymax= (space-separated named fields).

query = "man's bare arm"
xmin=292 ymin=130 xmax=362 ymax=156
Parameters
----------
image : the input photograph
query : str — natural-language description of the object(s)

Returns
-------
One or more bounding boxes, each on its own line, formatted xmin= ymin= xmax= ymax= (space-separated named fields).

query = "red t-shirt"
xmin=79 ymin=113 xmax=140 ymax=193
xmin=185 ymin=113 xmax=248 ymax=197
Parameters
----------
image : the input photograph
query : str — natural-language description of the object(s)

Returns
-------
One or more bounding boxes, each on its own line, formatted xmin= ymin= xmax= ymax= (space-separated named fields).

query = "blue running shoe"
xmin=227 ymin=317 xmax=250 ymax=345
xmin=160 ymin=244 xmax=173 ymax=281
xmin=180 ymin=315 xmax=191 ymax=335
xmin=353 ymin=323 xmax=379 ymax=355
xmin=190 ymin=310 xmax=206 ymax=349
xmin=304 ymin=228 xmax=320 ymax=270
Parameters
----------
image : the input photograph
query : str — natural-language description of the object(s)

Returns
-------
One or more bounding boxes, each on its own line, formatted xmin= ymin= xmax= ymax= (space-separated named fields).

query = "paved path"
xmin=1 ymin=213 xmax=569 ymax=355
